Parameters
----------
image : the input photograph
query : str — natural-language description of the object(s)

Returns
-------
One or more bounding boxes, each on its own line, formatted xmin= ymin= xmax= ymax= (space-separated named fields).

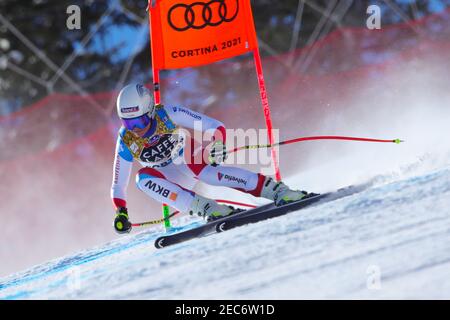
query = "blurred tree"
xmin=0 ymin=0 xmax=448 ymax=115
xmin=0 ymin=0 xmax=151 ymax=115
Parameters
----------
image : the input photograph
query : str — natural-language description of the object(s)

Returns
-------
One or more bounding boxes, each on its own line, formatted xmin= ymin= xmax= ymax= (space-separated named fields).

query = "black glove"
xmin=114 ymin=207 xmax=132 ymax=234
xmin=208 ymin=140 xmax=227 ymax=166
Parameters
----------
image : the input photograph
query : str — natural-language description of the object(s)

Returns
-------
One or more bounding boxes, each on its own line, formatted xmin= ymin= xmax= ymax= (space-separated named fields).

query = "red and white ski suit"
xmin=111 ymin=105 xmax=266 ymax=213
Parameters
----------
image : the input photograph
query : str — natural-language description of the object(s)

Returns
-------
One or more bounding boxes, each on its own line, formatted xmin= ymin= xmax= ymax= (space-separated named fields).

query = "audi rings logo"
xmin=168 ymin=0 xmax=239 ymax=32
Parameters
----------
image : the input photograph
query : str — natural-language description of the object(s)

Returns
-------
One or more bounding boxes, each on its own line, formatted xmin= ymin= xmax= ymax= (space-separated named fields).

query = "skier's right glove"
xmin=114 ymin=207 xmax=132 ymax=234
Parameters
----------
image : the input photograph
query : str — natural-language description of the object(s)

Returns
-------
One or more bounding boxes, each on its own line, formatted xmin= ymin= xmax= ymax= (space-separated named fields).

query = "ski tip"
xmin=393 ymin=139 xmax=404 ymax=144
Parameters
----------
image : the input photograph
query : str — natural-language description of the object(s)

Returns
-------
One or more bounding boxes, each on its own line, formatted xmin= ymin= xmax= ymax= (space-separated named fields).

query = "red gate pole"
xmin=149 ymin=0 xmax=171 ymax=230
xmin=252 ymin=48 xmax=282 ymax=181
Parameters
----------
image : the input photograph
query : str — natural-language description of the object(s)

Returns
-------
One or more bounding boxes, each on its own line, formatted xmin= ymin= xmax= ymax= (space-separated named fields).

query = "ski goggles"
xmin=121 ymin=113 xmax=152 ymax=131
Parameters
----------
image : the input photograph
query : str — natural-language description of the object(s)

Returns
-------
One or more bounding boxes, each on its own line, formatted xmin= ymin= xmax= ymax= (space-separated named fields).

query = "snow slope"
xmin=1 ymin=162 xmax=450 ymax=299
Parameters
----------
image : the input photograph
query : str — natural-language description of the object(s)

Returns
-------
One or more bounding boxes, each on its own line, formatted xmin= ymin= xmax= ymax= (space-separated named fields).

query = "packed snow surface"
xmin=1 ymin=162 xmax=450 ymax=299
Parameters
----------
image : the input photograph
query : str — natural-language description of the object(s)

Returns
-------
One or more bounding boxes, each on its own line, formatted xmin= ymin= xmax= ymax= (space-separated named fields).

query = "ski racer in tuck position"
xmin=111 ymin=83 xmax=313 ymax=234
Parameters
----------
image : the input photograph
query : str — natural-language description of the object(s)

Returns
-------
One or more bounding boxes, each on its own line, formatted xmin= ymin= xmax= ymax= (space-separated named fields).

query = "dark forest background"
xmin=1 ymin=0 xmax=449 ymax=115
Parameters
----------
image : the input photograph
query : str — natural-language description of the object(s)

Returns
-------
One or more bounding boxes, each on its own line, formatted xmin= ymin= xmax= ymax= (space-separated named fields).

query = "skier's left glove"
xmin=208 ymin=140 xmax=227 ymax=166
xmin=114 ymin=207 xmax=132 ymax=234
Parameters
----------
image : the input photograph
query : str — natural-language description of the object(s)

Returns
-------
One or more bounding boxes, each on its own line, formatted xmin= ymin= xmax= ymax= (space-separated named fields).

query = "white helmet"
xmin=116 ymin=83 xmax=155 ymax=120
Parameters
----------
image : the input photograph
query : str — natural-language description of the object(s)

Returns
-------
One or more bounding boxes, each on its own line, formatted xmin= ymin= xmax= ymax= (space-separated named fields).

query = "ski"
xmin=215 ymin=193 xmax=326 ymax=232
xmin=154 ymin=183 xmax=370 ymax=249
xmin=154 ymin=222 xmax=215 ymax=249
xmin=154 ymin=202 xmax=275 ymax=249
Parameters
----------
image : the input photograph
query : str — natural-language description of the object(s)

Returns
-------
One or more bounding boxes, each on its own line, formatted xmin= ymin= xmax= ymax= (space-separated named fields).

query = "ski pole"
xmin=228 ymin=136 xmax=404 ymax=154
xmin=131 ymin=200 xmax=257 ymax=227
xmin=131 ymin=211 xmax=180 ymax=227
xmin=215 ymin=199 xmax=257 ymax=209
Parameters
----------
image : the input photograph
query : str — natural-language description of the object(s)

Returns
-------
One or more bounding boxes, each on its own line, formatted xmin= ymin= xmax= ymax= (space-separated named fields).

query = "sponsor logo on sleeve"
xmin=113 ymin=158 xmax=121 ymax=184
xmin=174 ymin=107 xmax=202 ymax=120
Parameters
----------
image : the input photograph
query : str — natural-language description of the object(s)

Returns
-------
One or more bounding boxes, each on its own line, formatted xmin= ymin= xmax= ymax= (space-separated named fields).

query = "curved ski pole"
xmin=131 ymin=200 xmax=257 ymax=228
xmin=215 ymin=199 xmax=257 ymax=209
xmin=131 ymin=211 xmax=180 ymax=227
xmin=229 ymin=136 xmax=404 ymax=154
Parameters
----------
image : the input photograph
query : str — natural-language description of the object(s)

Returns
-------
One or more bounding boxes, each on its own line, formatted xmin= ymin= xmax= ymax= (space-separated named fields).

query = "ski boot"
xmin=189 ymin=194 xmax=240 ymax=222
xmin=260 ymin=177 xmax=317 ymax=206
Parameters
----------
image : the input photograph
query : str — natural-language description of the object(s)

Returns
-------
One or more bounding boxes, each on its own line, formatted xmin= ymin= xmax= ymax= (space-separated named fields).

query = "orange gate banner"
xmin=149 ymin=0 xmax=259 ymax=70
